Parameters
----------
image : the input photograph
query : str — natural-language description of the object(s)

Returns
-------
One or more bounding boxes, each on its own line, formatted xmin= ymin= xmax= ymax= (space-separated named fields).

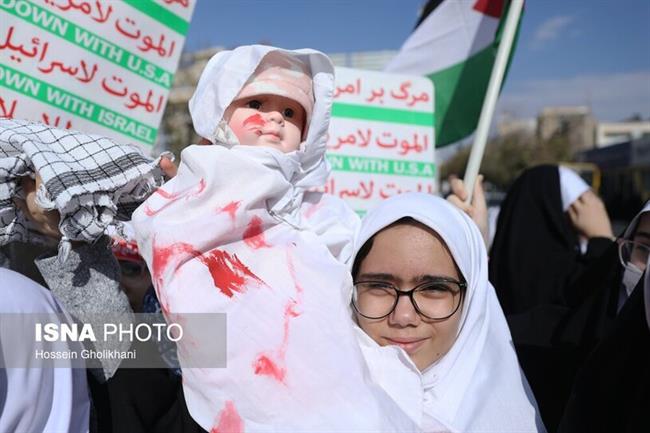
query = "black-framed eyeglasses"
xmin=351 ymin=277 xmax=466 ymax=320
xmin=618 ymin=239 xmax=650 ymax=271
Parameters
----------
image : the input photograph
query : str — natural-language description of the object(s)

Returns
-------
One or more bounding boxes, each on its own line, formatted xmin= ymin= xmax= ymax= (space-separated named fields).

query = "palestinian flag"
xmin=385 ymin=0 xmax=522 ymax=147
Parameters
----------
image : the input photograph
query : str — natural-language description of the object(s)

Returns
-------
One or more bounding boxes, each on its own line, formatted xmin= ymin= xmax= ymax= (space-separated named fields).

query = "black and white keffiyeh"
xmin=0 ymin=118 xmax=166 ymax=261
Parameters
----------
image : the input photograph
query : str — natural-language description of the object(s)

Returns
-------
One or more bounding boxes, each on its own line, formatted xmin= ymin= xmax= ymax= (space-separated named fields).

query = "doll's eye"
xmin=247 ymin=100 xmax=262 ymax=109
xmin=283 ymin=107 xmax=294 ymax=118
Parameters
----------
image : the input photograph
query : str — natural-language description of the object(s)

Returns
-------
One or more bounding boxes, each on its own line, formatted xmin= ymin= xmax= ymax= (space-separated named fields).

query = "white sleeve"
xmin=299 ymin=192 xmax=360 ymax=264
xmin=0 ymin=269 xmax=90 ymax=433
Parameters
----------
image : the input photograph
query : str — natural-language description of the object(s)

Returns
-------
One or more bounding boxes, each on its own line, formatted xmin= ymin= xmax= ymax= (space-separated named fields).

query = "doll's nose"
xmin=266 ymin=110 xmax=284 ymax=125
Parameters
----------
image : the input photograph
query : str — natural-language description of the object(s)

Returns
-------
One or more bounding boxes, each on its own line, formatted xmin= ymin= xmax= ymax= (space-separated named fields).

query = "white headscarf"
xmin=620 ymin=201 xmax=650 ymax=303
xmin=0 ymin=268 xmax=90 ymax=433
xmin=558 ymin=166 xmax=590 ymax=212
xmin=352 ymin=193 xmax=545 ymax=432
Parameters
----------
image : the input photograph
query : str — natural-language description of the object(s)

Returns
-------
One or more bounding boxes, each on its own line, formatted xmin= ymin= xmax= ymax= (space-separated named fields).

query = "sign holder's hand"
xmin=447 ymin=174 xmax=489 ymax=248
xmin=159 ymin=153 xmax=178 ymax=179
xmin=568 ymin=190 xmax=614 ymax=240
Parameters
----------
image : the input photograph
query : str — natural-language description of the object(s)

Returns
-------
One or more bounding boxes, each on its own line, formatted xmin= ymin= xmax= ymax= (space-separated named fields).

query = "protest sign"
xmin=326 ymin=67 xmax=435 ymax=214
xmin=0 ymin=0 xmax=195 ymax=152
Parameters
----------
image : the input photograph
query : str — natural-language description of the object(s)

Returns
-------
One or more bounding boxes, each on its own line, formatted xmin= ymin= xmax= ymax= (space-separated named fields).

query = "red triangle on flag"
xmin=473 ymin=0 xmax=505 ymax=18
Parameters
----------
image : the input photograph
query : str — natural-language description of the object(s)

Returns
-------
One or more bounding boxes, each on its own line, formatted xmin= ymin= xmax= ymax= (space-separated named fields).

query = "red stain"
xmin=243 ymin=113 xmax=265 ymax=128
xmin=154 ymin=178 xmax=206 ymax=199
xmin=286 ymin=249 xmax=304 ymax=296
xmin=473 ymin=0 xmax=505 ymax=18
xmin=242 ymin=216 xmax=271 ymax=249
xmin=211 ymin=401 xmax=244 ymax=433
xmin=198 ymin=249 xmax=265 ymax=297
xmin=144 ymin=179 xmax=206 ymax=216
xmin=252 ymin=248 xmax=303 ymax=384
xmin=253 ymin=354 xmax=286 ymax=383
xmin=151 ymin=240 xmax=201 ymax=313
xmin=152 ymin=241 xmax=200 ymax=287
xmin=217 ymin=200 xmax=241 ymax=222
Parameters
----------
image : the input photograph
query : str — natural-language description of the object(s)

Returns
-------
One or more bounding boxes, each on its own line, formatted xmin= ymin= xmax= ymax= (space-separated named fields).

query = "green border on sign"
xmin=1 ymin=0 xmax=173 ymax=89
xmin=332 ymin=103 xmax=435 ymax=126
xmin=0 ymin=64 xmax=157 ymax=144
xmin=121 ymin=0 xmax=189 ymax=35
xmin=326 ymin=154 xmax=436 ymax=178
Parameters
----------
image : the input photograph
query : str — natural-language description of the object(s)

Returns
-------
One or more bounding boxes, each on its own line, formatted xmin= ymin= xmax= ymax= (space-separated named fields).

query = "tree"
xmin=441 ymin=130 xmax=574 ymax=190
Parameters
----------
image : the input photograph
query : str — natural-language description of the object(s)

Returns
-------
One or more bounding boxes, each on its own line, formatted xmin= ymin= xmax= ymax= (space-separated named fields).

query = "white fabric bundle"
xmin=132 ymin=45 xmax=417 ymax=432
xmin=352 ymin=193 xmax=545 ymax=432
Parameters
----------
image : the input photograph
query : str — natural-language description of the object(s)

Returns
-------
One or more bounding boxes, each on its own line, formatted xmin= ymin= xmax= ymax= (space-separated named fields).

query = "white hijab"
xmin=620 ymin=201 xmax=650 ymax=305
xmin=558 ymin=166 xmax=589 ymax=212
xmin=352 ymin=193 xmax=545 ymax=432
xmin=0 ymin=268 xmax=90 ymax=433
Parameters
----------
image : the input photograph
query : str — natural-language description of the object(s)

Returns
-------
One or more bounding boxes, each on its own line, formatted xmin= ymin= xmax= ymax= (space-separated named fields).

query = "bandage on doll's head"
xmin=233 ymin=51 xmax=314 ymax=140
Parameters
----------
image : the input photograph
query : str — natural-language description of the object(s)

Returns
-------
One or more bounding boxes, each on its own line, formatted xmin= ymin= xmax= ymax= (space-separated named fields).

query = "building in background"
xmin=536 ymin=106 xmax=597 ymax=153
xmin=577 ymin=136 xmax=650 ymax=220
xmin=596 ymin=121 xmax=650 ymax=147
xmin=497 ymin=112 xmax=537 ymax=136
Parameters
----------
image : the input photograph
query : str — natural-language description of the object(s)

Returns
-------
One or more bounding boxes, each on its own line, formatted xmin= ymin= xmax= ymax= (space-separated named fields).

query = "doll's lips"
xmin=384 ymin=337 xmax=428 ymax=354
xmin=260 ymin=130 xmax=281 ymax=140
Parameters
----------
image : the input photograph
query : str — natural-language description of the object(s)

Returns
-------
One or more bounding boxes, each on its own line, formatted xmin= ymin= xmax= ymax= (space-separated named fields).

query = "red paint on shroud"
xmin=198 ymin=249 xmax=265 ymax=297
xmin=252 ymin=247 xmax=304 ymax=384
xmin=252 ymin=299 xmax=298 ymax=385
xmin=253 ymin=354 xmax=286 ymax=383
xmin=151 ymin=241 xmax=200 ymax=287
xmin=154 ymin=178 xmax=206 ymax=199
xmin=144 ymin=179 xmax=206 ymax=216
xmin=473 ymin=0 xmax=505 ymax=18
xmin=243 ymin=113 xmax=265 ymax=128
xmin=286 ymin=248 xmax=304 ymax=296
xmin=210 ymin=400 xmax=244 ymax=433
xmin=217 ymin=200 xmax=241 ymax=222
xmin=243 ymin=216 xmax=271 ymax=249
xmin=151 ymin=240 xmax=201 ymax=314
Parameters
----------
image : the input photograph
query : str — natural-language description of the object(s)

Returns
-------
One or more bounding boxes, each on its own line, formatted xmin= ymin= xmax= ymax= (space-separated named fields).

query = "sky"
xmin=183 ymin=0 xmax=650 ymax=123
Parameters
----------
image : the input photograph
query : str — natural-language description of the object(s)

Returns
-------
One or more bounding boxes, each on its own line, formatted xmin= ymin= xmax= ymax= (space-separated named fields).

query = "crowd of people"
xmin=1 ymin=45 xmax=648 ymax=433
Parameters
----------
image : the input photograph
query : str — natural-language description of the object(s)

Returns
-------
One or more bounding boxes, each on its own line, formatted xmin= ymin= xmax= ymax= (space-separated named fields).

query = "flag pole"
xmin=463 ymin=0 xmax=524 ymax=203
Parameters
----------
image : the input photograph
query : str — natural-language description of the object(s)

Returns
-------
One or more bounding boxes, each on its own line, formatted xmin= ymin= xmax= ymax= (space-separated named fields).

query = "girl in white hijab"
xmin=351 ymin=192 xmax=545 ymax=432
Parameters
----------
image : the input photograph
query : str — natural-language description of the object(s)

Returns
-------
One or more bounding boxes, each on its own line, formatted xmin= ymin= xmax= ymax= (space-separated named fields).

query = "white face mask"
xmin=622 ymin=262 xmax=644 ymax=297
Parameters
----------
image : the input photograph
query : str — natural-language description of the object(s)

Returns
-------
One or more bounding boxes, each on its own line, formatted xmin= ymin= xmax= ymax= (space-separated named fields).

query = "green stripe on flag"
xmin=121 ymin=0 xmax=189 ymax=35
xmin=332 ymin=103 xmax=434 ymax=126
xmin=426 ymin=0 xmax=522 ymax=147
xmin=428 ymin=44 xmax=494 ymax=147
xmin=0 ymin=64 xmax=157 ymax=145
xmin=326 ymin=154 xmax=435 ymax=178
xmin=0 ymin=0 xmax=173 ymax=89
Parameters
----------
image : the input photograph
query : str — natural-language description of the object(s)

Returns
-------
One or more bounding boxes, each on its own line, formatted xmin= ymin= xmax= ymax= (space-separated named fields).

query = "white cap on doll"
xmin=234 ymin=51 xmax=314 ymax=139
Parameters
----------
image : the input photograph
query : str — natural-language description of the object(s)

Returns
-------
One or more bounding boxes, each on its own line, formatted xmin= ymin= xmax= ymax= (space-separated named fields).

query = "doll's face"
xmin=224 ymin=94 xmax=305 ymax=153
